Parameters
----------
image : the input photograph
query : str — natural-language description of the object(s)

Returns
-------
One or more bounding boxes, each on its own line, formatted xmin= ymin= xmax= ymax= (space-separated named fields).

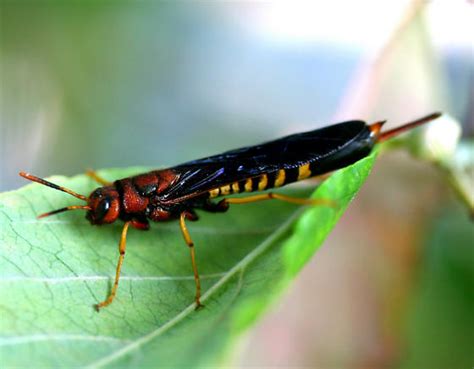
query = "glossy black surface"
xmin=162 ymin=120 xmax=375 ymax=201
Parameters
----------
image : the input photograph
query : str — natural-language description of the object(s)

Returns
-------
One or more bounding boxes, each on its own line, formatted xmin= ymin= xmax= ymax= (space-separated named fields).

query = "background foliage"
xmin=1 ymin=1 xmax=472 ymax=368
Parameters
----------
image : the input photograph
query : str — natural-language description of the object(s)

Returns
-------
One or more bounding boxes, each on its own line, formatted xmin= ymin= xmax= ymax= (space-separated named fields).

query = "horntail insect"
xmin=20 ymin=112 xmax=441 ymax=310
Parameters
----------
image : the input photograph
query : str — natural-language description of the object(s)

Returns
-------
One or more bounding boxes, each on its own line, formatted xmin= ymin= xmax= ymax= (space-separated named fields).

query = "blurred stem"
xmin=437 ymin=162 xmax=474 ymax=218
xmin=383 ymin=138 xmax=474 ymax=218
xmin=336 ymin=0 xmax=428 ymax=118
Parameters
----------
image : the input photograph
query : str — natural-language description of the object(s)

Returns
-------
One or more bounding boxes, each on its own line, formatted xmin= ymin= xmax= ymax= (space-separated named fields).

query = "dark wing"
xmin=161 ymin=120 xmax=371 ymax=200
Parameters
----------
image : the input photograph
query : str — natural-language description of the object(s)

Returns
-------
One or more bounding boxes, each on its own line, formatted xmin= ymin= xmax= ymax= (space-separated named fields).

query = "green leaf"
xmin=398 ymin=204 xmax=474 ymax=369
xmin=0 ymin=154 xmax=375 ymax=368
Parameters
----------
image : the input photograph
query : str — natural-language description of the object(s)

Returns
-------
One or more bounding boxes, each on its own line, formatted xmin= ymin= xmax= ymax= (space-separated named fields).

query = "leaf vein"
xmin=0 ymin=334 xmax=130 ymax=347
xmin=0 ymin=272 xmax=227 ymax=283
xmin=84 ymin=209 xmax=301 ymax=368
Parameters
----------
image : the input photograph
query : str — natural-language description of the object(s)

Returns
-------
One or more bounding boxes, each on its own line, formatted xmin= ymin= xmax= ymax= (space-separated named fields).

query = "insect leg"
xmin=130 ymin=217 xmax=150 ymax=230
xmin=222 ymin=193 xmax=335 ymax=207
xmin=86 ymin=169 xmax=112 ymax=186
xmin=95 ymin=221 xmax=131 ymax=311
xmin=201 ymin=199 xmax=229 ymax=213
xmin=179 ymin=211 xmax=203 ymax=310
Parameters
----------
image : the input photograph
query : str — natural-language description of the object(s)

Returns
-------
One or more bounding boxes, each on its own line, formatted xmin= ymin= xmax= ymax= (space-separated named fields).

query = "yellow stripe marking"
xmin=244 ymin=178 xmax=253 ymax=192
xmin=274 ymin=169 xmax=286 ymax=187
xmin=297 ymin=163 xmax=311 ymax=180
xmin=232 ymin=182 xmax=240 ymax=193
xmin=220 ymin=184 xmax=231 ymax=195
xmin=258 ymin=174 xmax=268 ymax=191
xmin=209 ymin=188 xmax=220 ymax=198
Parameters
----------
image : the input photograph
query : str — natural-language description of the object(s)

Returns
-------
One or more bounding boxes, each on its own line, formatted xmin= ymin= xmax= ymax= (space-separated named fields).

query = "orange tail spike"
xmin=373 ymin=112 xmax=442 ymax=143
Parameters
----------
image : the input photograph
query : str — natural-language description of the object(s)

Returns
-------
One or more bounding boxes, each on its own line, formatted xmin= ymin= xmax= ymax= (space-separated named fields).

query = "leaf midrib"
xmin=84 ymin=208 xmax=303 ymax=368
xmin=0 ymin=272 xmax=227 ymax=283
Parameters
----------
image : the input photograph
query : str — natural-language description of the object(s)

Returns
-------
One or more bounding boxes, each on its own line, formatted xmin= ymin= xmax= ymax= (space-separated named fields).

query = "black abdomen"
xmin=207 ymin=121 xmax=376 ymax=198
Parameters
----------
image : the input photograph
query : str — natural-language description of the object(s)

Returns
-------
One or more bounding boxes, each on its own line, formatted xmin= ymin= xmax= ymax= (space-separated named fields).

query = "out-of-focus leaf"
xmin=399 ymin=205 xmax=474 ymax=369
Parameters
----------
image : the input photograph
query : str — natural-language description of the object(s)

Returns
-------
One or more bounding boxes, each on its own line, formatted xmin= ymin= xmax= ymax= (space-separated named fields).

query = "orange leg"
xmin=179 ymin=212 xmax=203 ymax=309
xmin=86 ymin=169 xmax=112 ymax=186
xmin=95 ymin=221 xmax=130 ymax=311
xmin=222 ymin=192 xmax=336 ymax=207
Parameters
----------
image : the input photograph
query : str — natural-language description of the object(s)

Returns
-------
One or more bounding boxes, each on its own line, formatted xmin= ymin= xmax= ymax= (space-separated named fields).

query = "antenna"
xmin=19 ymin=172 xmax=87 ymax=201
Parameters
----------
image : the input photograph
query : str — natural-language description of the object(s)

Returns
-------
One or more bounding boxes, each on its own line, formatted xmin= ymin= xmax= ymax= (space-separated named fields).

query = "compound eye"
xmin=95 ymin=199 xmax=110 ymax=221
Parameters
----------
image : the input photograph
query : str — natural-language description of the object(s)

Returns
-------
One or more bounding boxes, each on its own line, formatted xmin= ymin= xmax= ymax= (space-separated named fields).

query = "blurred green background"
xmin=1 ymin=1 xmax=472 ymax=368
